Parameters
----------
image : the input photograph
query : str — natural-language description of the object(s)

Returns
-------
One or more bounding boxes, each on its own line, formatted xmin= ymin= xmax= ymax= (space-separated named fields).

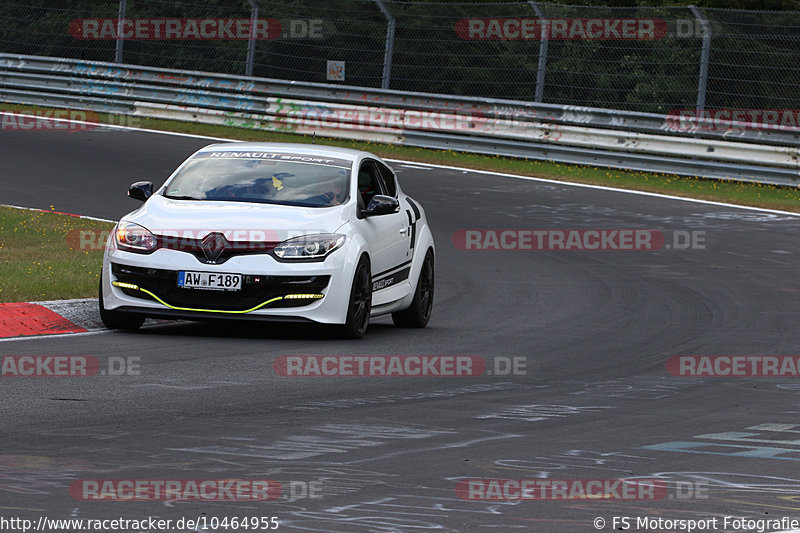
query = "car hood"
xmin=123 ymin=195 xmax=349 ymax=242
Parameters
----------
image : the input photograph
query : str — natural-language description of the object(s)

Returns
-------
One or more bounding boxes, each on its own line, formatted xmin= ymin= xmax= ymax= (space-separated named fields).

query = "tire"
xmin=341 ymin=256 xmax=371 ymax=339
xmin=99 ymin=279 xmax=145 ymax=331
xmin=392 ymin=250 xmax=434 ymax=328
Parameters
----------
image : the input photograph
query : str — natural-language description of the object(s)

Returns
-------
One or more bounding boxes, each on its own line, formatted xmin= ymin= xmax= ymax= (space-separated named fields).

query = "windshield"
xmin=163 ymin=151 xmax=352 ymax=207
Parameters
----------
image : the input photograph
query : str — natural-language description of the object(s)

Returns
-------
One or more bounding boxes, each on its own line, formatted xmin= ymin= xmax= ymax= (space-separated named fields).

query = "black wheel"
xmin=392 ymin=250 xmax=434 ymax=328
xmin=341 ymin=256 xmax=371 ymax=339
xmin=99 ymin=279 xmax=145 ymax=331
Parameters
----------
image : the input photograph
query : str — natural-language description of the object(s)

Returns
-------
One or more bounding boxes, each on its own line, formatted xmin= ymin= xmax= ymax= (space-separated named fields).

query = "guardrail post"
xmin=372 ymin=0 xmax=396 ymax=89
xmin=245 ymin=0 xmax=259 ymax=77
xmin=689 ymin=5 xmax=711 ymax=113
xmin=528 ymin=1 xmax=548 ymax=103
xmin=114 ymin=0 xmax=127 ymax=63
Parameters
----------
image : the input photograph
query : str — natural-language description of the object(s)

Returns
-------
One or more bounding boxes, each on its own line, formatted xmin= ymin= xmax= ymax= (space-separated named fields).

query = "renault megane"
xmin=99 ymin=142 xmax=435 ymax=338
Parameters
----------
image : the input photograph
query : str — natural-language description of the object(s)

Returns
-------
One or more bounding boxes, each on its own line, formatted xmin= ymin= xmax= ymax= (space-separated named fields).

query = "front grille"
xmin=155 ymin=235 xmax=278 ymax=265
xmin=112 ymin=263 xmax=329 ymax=311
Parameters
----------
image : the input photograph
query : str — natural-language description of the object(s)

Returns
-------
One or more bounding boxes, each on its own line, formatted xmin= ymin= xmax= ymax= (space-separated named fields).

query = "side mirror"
xmin=128 ymin=181 xmax=153 ymax=202
xmin=362 ymin=195 xmax=399 ymax=217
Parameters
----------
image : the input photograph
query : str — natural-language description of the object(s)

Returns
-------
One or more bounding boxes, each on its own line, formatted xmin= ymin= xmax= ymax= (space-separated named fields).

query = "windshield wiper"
xmin=164 ymin=194 xmax=202 ymax=200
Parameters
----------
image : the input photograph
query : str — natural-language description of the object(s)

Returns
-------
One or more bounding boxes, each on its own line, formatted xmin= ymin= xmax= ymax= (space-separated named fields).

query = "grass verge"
xmin=0 ymin=206 xmax=112 ymax=303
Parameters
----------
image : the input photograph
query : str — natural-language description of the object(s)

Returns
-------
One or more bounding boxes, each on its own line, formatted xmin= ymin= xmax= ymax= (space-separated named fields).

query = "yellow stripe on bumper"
xmin=111 ymin=281 xmax=323 ymax=314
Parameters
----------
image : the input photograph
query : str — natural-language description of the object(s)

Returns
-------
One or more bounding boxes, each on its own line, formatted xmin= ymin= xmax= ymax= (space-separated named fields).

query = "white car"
xmin=99 ymin=143 xmax=435 ymax=338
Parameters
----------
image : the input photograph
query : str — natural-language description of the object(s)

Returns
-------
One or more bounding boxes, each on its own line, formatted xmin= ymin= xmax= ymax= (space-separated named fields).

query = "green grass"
xmin=0 ymin=206 xmax=113 ymax=303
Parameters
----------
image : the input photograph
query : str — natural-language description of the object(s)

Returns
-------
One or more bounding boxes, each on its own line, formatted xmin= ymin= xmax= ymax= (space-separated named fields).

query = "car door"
xmin=356 ymin=159 xmax=411 ymax=292
xmin=376 ymin=159 xmax=417 ymax=263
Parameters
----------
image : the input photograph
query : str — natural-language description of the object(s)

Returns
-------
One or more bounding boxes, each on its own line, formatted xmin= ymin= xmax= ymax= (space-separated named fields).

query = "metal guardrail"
xmin=1 ymin=54 xmax=798 ymax=186
xmin=3 ymin=54 xmax=800 ymax=147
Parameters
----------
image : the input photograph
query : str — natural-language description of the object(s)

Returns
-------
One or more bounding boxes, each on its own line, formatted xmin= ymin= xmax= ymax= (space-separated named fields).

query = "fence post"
xmin=689 ymin=5 xmax=711 ymax=113
xmin=528 ymin=1 xmax=548 ymax=103
xmin=114 ymin=0 xmax=127 ymax=63
xmin=245 ymin=0 xmax=259 ymax=76
xmin=373 ymin=0 xmax=396 ymax=89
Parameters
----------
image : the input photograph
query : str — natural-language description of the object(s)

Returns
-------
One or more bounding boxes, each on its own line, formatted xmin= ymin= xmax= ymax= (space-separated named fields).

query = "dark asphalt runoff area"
xmin=2 ymin=126 xmax=800 ymax=532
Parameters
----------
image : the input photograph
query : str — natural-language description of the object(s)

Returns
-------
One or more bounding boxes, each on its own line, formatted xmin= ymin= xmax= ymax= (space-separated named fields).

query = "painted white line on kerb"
xmin=35 ymin=297 xmax=96 ymax=306
xmin=0 ymin=319 xmax=179 ymax=343
xmin=0 ymin=330 xmax=107 ymax=343
xmin=0 ymin=203 xmax=115 ymax=223
xmin=2 ymin=111 xmax=798 ymax=218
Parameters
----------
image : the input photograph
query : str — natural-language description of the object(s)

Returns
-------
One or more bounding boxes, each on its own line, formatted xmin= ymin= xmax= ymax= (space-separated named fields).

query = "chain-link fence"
xmin=1 ymin=0 xmax=798 ymax=114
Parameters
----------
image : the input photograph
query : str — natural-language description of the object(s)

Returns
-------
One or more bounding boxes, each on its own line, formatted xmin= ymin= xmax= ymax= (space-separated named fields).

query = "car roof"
xmin=198 ymin=142 xmax=375 ymax=162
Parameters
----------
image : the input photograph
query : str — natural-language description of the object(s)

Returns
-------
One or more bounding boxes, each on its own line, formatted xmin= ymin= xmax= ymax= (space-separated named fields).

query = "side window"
xmin=357 ymin=161 xmax=383 ymax=206
xmin=376 ymin=162 xmax=397 ymax=197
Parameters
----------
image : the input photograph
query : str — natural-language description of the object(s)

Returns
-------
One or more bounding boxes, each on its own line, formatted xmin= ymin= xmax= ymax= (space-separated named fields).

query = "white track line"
xmin=384 ymin=159 xmax=800 ymax=217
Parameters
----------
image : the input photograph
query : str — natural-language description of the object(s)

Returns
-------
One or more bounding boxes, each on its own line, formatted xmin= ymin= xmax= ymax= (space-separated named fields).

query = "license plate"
xmin=178 ymin=271 xmax=242 ymax=291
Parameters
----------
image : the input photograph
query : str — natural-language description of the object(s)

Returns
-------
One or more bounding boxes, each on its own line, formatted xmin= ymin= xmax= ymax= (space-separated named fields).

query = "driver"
xmin=318 ymin=179 xmax=345 ymax=205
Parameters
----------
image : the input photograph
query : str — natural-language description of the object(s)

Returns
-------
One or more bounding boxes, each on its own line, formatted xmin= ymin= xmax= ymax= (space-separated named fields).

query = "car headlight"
xmin=272 ymin=234 xmax=346 ymax=261
xmin=115 ymin=221 xmax=157 ymax=253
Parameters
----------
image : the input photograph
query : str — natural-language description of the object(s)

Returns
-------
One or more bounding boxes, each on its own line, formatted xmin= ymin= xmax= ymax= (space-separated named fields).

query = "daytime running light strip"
xmin=112 ymin=281 xmax=323 ymax=314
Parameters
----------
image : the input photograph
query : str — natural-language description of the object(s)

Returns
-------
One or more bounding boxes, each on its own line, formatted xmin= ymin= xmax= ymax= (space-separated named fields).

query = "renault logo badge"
xmin=200 ymin=232 xmax=228 ymax=263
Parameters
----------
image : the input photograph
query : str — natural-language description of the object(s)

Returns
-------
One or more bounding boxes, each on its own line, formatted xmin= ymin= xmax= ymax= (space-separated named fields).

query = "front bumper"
xmin=112 ymin=263 xmax=329 ymax=312
xmin=102 ymin=246 xmax=354 ymax=324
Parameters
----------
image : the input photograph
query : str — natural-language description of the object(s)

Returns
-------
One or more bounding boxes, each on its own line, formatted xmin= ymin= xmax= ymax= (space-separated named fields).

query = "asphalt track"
xmin=2 ymin=126 xmax=800 ymax=532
